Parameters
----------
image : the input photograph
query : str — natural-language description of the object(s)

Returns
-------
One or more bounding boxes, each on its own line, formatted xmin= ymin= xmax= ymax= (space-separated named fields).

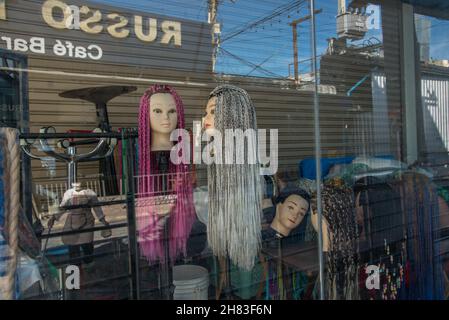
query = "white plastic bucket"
xmin=172 ymin=265 xmax=209 ymax=300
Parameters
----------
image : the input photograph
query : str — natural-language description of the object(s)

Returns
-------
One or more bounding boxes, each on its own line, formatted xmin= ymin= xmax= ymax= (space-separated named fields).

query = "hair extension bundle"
xmin=315 ymin=178 xmax=359 ymax=300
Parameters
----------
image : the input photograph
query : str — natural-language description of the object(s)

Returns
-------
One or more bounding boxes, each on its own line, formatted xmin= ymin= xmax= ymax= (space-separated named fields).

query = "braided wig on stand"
xmin=138 ymin=84 xmax=195 ymax=263
xmin=207 ymin=84 xmax=262 ymax=271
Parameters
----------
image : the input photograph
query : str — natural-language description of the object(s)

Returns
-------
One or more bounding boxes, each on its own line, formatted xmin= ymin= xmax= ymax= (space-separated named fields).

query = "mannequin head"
xmin=206 ymin=85 xmax=257 ymax=132
xmin=271 ymin=188 xmax=310 ymax=237
xmin=149 ymin=93 xmax=178 ymax=139
xmin=203 ymin=96 xmax=216 ymax=133
xmin=205 ymin=84 xmax=262 ymax=271
xmin=138 ymin=84 xmax=186 ymax=183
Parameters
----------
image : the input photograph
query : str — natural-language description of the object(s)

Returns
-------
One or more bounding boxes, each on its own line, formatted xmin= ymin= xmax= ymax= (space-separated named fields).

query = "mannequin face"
xmin=273 ymin=194 xmax=309 ymax=236
xmin=149 ymin=93 xmax=178 ymax=135
xmin=203 ymin=97 xmax=216 ymax=131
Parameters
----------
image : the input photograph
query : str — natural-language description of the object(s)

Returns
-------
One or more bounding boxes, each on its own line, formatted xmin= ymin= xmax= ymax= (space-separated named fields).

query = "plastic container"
xmin=172 ymin=265 xmax=209 ymax=300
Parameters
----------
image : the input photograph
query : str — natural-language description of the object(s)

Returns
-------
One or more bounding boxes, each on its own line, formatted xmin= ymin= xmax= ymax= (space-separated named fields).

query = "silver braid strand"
xmin=207 ymin=85 xmax=262 ymax=271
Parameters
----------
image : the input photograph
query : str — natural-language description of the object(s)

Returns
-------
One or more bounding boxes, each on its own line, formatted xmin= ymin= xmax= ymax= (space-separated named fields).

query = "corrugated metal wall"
xmin=353 ymin=72 xmax=393 ymax=157
xmin=421 ymin=75 xmax=449 ymax=155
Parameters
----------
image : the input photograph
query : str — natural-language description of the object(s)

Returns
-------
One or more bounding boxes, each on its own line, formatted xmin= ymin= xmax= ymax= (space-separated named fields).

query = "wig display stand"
xmin=263 ymin=236 xmax=286 ymax=300
xmin=20 ymin=129 xmax=116 ymax=297
xmin=161 ymin=216 xmax=172 ymax=300
xmin=224 ymin=256 xmax=233 ymax=299
xmin=59 ymin=86 xmax=137 ymax=195
xmin=216 ymin=255 xmax=233 ymax=299
xmin=122 ymin=132 xmax=140 ymax=299
xmin=276 ymin=236 xmax=285 ymax=300
xmin=20 ymin=127 xmax=117 ymax=187
xmin=158 ymin=170 xmax=174 ymax=300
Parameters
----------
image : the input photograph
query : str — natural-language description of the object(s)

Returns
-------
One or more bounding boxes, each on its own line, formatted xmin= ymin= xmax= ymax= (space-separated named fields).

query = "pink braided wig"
xmin=137 ymin=84 xmax=195 ymax=263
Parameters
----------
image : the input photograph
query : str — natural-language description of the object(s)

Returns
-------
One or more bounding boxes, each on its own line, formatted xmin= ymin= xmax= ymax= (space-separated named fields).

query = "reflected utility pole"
xmin=310 ymin=0 xmax=324 ymax=301
xmin=209 ymin=0 xmax=221 ymax=72
xmin=289 ymin=8 xmax=322 ymax=84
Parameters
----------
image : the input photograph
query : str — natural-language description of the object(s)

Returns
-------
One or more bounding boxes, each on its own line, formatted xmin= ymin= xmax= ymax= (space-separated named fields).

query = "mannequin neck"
xmin=151 ymin=131 xmax=174 ymax=151
xmin=270 ymin=217 xmax=290 ymax=237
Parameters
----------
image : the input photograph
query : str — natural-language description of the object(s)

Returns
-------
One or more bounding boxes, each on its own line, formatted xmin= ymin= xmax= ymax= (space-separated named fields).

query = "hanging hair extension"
xmin=313 ymin=178 xmax=359 ymax=299
xmin=137 ymin=84 xmax=196 ymax=263
xmin=207 ymin=84 xmax=262 ymax=271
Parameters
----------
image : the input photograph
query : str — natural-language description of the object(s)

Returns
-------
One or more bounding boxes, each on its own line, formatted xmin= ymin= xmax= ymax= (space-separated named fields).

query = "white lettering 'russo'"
xmin=41 ymin=0 xmax=182 ymax=46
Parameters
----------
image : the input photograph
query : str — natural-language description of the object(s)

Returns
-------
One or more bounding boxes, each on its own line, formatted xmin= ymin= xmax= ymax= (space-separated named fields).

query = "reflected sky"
xmin=89 ymin=0 xmax=446 ymax=77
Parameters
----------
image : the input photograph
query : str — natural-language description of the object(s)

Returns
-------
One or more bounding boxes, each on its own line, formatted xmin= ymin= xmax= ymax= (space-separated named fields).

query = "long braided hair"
xmin=137 ymin=84 xmax=195 ymax=263
xmin=207 ymin=84 xmax=262 ymax=271
xmin=313 ymin=178 xmax=359 ymax=299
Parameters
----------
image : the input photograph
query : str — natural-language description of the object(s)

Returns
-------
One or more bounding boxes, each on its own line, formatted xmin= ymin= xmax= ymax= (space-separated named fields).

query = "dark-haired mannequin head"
xmin=271 ymin=188 xmax=310 ymax=237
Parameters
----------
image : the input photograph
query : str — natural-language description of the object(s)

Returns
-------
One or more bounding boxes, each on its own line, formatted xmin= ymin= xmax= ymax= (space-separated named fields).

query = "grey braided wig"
xmin=207 ymin=84 xmax=262 ymax=271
